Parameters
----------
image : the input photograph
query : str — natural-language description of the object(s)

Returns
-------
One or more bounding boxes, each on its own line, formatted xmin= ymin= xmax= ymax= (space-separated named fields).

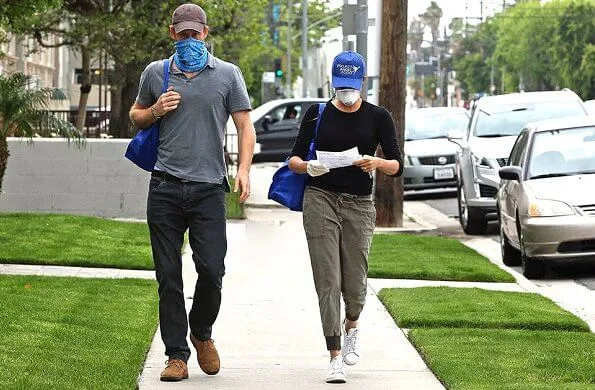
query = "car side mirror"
xmin=262 ymin=115 xmax=273 ymax=130
xmin=499 ymin=166 xmax=522 ymax=181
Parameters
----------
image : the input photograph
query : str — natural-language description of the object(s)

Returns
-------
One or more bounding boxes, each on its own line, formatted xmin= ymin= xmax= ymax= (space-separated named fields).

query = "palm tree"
xmin=0 ymin=72 xmax=81 ymax=193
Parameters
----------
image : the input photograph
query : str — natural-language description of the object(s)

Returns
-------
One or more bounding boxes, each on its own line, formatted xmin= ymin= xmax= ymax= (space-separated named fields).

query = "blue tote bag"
xmin=268 ymin=103 xmax=325 ymax=211
xmin=125 ymin=59 xmax=170 ymax=171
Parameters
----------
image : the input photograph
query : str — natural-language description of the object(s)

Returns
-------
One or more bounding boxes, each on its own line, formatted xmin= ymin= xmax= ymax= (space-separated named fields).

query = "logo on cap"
xmin=336 ymin=64 xmax=360 ymax=76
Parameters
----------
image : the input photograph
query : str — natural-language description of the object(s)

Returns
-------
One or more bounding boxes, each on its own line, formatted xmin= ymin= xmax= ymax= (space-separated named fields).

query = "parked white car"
xmin=403 ymin=107 xmax=469 ymax=190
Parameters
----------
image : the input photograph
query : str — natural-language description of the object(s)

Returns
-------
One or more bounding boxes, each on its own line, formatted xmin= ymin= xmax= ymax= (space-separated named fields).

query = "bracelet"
xmin=150 ymin=105 xmax=162 ymax=119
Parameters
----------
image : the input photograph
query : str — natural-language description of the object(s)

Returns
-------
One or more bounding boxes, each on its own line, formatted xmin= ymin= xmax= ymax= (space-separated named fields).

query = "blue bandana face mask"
xmin=173 ymin=37 xmax=208 ymax=72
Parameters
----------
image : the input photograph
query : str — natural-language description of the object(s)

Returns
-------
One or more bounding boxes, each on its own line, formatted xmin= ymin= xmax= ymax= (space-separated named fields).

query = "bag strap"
xmin=311 ymin=103 xmax=325 ymax=150
xmin=161 ymin=59 xmax=170 ymax=93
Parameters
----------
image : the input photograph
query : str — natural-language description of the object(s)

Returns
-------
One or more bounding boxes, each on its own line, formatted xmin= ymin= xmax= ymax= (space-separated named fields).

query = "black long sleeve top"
xmin=290 ymin=100 xmax=403 ymax=196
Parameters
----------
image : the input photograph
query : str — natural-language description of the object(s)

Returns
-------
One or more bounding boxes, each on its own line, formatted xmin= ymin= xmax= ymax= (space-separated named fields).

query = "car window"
xmin=528 ymin=126 xmax=595 ymax=179
xmin=267 ymin=104 xmax=302 ymax=123
xmin=508 ymin=130 xmax=529 ymax=166
xmin=405 ymin=111 xmax=469 ymax=140
xmin=474 ymin=100 xmax=586 ymax=137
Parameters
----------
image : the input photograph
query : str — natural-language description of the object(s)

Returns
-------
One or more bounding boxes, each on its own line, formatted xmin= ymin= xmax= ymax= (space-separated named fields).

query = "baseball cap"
xmin=331 ymin=51 xmax=366 ymax=90
xmin=172 ymin=3 xmax=207 ymax=34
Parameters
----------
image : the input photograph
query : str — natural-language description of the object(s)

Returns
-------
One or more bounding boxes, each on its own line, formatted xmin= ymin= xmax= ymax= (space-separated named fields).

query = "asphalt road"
xmin=405 ymin=188 xmax=595 ymax=291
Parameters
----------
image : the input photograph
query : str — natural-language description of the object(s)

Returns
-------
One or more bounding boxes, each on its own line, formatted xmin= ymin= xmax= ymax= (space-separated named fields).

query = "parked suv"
xmin=451 ymin=90 xmax=588 ymax=234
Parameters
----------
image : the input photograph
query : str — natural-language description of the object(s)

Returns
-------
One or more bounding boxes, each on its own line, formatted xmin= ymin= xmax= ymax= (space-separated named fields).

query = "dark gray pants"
xmin=302 ymin=186 xmax=376 ymax=351
xmin=147 ymin=175 xmax=227 ymax=362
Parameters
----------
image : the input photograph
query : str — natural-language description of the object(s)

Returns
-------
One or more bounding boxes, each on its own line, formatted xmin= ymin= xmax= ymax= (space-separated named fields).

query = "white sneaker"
xmin=342 ymin=327 xmax=360 ymax=365
xmin=326 ymin=355 xmax=346 ymax=383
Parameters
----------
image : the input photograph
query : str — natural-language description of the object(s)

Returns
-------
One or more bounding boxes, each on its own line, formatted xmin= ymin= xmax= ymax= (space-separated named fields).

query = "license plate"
xmin=434 ymin=168 xmax=454 ymax=180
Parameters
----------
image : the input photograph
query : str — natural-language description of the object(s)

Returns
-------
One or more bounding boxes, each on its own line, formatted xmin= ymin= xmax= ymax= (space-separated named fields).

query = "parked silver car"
xmin=404 ymin=107 xmax=469 ymax=190
xmin=497 ymin=116 xmax=595 ymax=278
xmin=451 ymin=90 xmax=588 ymax=234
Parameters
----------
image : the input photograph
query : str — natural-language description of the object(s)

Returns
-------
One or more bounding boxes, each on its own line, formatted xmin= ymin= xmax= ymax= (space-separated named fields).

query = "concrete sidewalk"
xmin=138 ymin=209 xmax=444 ymax=389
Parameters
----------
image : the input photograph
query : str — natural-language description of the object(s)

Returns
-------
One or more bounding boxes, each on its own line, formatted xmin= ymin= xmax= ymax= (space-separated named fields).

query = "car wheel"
xmin=457 ymin=179 xmax=487 ymax=235
xmin=518 ymin=227 xmax=545 ymax=279
xmin=499 ymin=214 xmax=521 ymax=266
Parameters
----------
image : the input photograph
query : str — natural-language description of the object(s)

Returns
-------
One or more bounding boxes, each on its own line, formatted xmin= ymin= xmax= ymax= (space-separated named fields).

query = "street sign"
xmin=342 ymin=4 xmax=357 ymax=35
xmin=262 ymin=72 xmax=275 ymax=84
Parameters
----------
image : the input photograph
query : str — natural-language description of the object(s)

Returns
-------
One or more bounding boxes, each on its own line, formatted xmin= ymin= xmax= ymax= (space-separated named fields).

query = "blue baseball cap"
xmin=331 ymin=51 xmax=366 ymax=90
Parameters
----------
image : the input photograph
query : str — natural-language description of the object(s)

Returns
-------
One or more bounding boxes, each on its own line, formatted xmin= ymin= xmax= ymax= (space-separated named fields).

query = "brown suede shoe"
xmin=190 ymin=333 xmax=220 ymax=375
xmin=160 ymin=358 xmax=188 ymax=382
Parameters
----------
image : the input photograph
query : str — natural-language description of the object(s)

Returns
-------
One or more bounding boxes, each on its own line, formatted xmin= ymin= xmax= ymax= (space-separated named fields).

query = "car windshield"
xmin=474 ymin=100 xmax=586 ymax=137
xmin=528 ymin=126 xmax=595 ymax=179
xmin=405 ymin=111 xmax=469 ymax=140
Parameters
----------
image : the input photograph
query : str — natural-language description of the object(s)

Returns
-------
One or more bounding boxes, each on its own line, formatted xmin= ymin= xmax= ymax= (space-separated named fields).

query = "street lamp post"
xmin=301 ymin=0 xmax=308 ymax=97
xmin=287 ymin=0 xmax=292 ymax=98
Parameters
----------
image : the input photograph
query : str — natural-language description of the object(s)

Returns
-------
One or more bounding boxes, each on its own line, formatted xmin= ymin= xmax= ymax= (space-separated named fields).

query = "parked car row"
xmin=225 ymin=91 xmax=594 ymax=279
xmin=450 ymin=90 xmax=589 ymax=235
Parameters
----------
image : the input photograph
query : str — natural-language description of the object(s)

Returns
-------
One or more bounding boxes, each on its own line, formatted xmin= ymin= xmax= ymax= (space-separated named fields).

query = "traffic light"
xmin=274 ymin=58 xmax=283 ymax=78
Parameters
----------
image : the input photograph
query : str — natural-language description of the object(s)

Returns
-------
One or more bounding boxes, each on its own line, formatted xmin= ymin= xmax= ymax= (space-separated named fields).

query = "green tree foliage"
xmin=419 ymin=1 xmax=443 ymax=45
xmin=0 ymin=73 xmax=80 ymax=192
xmin=0 ymin=0 xmax=62 ymax=37
xmin=2 ymin=0 xmax=338 ymax=137
xmin=547 ymin=0 xmax=595 ymax=98
xmin=451 ymin=0 xmax=595 ymax=99
xmin=451 ymin=20 xmax=499 ymax=98
xmin=408 ymin=18 xmax=425 ymax=53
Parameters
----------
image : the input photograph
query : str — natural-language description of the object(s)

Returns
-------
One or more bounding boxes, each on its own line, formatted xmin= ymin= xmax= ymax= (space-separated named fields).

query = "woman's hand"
xmin=353 ymin=155 xmax=381 ymax=173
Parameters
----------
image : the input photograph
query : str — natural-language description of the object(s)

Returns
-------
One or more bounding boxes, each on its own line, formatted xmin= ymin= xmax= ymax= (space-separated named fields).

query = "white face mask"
xmin=336 ymin=89 xmax=361 ymax=106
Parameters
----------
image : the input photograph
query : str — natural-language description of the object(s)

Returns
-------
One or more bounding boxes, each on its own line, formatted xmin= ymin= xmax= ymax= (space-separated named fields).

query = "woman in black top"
xmin=288 ymin=51 xmax=402 ymax=383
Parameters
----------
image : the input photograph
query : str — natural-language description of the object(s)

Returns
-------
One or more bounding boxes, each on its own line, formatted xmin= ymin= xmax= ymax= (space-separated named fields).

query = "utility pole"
xmin=442 ymin=26 xmax=449 ymax=106
xmin=286 ymin=0 xmax=292 ymax=98
xmin=376 ymin=0 xmax=407 ymax=227
xmin=480 ymin=0 xmax=484 ymax=22
xmin=301 ymin=0 xmax=308 ymax=97
xmin=343 ymin=0 xmax=350 ymax=50
xmin=356 ymin=0 xmax=368 ymax=99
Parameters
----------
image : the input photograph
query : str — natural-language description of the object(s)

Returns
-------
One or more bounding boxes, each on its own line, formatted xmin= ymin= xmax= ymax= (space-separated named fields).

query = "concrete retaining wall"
xmin=0 ymin=138 xmax=150 ymax=218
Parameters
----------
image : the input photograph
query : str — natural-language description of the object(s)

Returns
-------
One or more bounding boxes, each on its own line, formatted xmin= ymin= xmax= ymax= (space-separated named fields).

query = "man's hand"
xmin=234 ymin=169 xmax=250 ymax=203
xmin=152 ymin=86 xmax=181 ymax=117
xmin=353 ymin=154 xmax=381 ymax=173
xmin=306 ymin=160 xmax=330 ymax=177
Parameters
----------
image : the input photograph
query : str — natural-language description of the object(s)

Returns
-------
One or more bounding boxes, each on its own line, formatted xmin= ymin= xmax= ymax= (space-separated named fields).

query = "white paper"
xmin=316 ymin=147 xmax=362 ymax=169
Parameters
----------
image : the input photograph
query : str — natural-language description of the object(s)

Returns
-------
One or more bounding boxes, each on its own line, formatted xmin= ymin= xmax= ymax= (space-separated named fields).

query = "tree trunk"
xmin=375 ymin=0 xmax=407 ymax=227
xmin=76 ymin=47 xmax=92 ymax=134
xmin=109 ymin=86 xmax=122 ymax=137
xmin=119 ymin=61 xmax=143 ymax=138
xmin=0 ymin=136 xmax=9 ymax=194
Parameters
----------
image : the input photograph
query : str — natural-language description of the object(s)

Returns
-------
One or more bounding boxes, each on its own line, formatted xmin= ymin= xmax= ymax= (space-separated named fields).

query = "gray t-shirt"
xmin=136 ymin=54 xmax=251 ymax=183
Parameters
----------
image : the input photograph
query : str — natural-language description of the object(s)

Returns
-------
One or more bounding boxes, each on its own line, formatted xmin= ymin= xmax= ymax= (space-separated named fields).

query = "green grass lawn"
xmin=0 ymin=275 xmax=158 ymax=390
xmin=378 ymin=287 xmax=589 ymax=332
xmin=0 ymin=213 xmax=153 ymax=269
xmin=409 ymin=328 xmax=595 ymax=390
xmin=368 ymin=234 xmax=514 ymax=282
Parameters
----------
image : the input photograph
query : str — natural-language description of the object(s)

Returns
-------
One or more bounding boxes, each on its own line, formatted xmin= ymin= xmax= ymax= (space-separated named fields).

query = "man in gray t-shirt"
xmin=129 ymin=3 xmax=255 ymax=382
